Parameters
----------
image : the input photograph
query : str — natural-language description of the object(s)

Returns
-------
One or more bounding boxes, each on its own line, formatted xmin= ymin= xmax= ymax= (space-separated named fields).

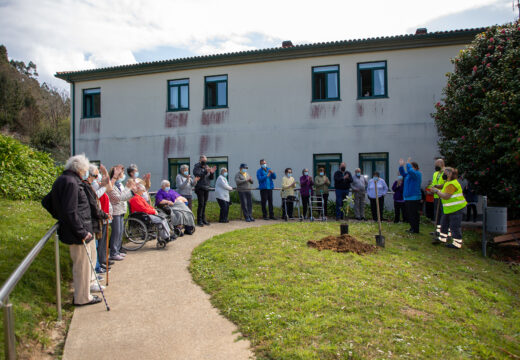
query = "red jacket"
xmin=99 ymin=193 xmax=110 ymax=214
xmin=129 ymin=195 xmax=156 ymax=215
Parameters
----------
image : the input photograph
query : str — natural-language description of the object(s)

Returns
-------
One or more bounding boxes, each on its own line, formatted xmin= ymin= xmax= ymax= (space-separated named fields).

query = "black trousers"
xmin=425 ymin=201 xmax=434 ymax=220
xmin=282 ymin=196 xmax=296 ymax=219
xmin=369 ymin=197 xmax=384 ymax=221
xmin=301 ymin=195 xmax=310 ymax=218
xmin=433 ymin=198 xmax=444 ymax=225
xmin=405 ymin=200 xmax=421 ymax=233
xmin=195 ymin=188 xmax=209 ymax=222
xmin=260 ymin=189 xmax=274 ymax=218
xmin=466 ymin=204 xmax=477 ymax=222
xmin=217 ymin=198 xmax=230 ymax=222
xmin=319 ymin=194 xmax=329 ymax=217
xmin=394 ymin=201 xmax=406 ymax=223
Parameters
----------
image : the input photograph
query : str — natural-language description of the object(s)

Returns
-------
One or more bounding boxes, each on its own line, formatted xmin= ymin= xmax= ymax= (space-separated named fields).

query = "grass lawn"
xmin=190 ymin=221 xmax=520 ymax=359
xmin=0 ymin=199 xmax=73 ymax=358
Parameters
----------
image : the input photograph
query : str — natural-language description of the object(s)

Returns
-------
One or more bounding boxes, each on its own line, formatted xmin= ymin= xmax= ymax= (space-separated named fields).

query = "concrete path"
xmin=63 ymin=220 xmax=275 ymax=360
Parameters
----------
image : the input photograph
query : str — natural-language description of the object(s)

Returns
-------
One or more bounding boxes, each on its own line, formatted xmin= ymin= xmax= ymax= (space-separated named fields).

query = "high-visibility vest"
xmin=431 ymin=170 xmax=445 ymax=199
xmin=441 ymin=180 xmax=467 ymax=214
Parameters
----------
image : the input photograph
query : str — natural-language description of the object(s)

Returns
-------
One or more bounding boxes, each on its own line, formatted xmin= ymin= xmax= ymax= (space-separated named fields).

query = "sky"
xmin=0 ymin=0 xmax=517 ymax=92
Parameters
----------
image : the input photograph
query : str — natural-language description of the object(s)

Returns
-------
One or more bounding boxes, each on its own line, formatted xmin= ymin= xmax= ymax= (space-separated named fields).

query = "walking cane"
xmin=83 ymin=239 xmax=110 ymax=311
xmin=374 ymin=179 xmax=385 ymax=247
xmin=105 ymin=219 xmax=109 ymax=286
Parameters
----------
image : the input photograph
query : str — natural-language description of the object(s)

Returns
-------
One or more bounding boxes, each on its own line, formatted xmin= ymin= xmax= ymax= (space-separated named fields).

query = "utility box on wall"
xmin=486 ymin=207 xmax=507 ymax=234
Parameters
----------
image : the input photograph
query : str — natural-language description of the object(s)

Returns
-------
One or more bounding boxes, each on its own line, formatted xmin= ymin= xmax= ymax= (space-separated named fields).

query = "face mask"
xmin=184 ymin=171 xmax=189 ymax=176
xmin=92 ymin=181 xmax=100 ymax=191
xmin=319 ymin=172 xmax=324 ymax=176
xmin=201 ymin=161 xmax=206 ymax=166
xmin=397 ymin=176 xmax=403 ymax=180
xmin=435 ymin=166 xmax=441 ymax=172
xmin=165 ymin=187 xmax=170 ymax=192
xmin=97 ymin=173 xmax=102 ymax=181
xmin=223 ymin=172 xmax=228 ymax=177
xmin=82 ymin=170 xmax=89 ymax=180
xmin=341 ymin=167 xmax=346 ymax=172
xmin=355 ymin=172 xmax=361 ymax=177
xmin=287 ymin=173 xmax=292 ymax=177
xmin=373 ymin=176 xmax=379 ymax=181
xmin=304 ymin=171 xmax=309 ymax=176
xmin=261 ymin=164 xmax=267 ymax=169
xmin=116 ymin=174 xmax=126 ymax=184
xmin=442 ymin=174 xmax=448 ymax=180
xmin=241 ymin=169 xmax=247 ymax=173
xmin=134 ymin=171 xmax=140 ymax=178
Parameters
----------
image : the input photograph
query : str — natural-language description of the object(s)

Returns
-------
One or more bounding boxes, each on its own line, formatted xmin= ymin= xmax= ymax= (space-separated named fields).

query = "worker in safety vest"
xmin=431 ymin=167 xmax=467 ymax=249
xmin=428 ymin=158 xmax=445 ymax=235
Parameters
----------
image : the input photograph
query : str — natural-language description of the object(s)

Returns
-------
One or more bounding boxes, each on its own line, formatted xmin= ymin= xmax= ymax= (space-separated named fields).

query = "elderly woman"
xmin=43 ymin=154 xmax=100 ymax=306
xmin=299 ymin=168 xmax=314 ymax=219
xmin=129 ymin=184 xmax=173 ymax=242
xmin=127 ymin=163 xmax=151 ymax=202
xmin=175 ymin=164 xmax=198 ymax=210
xmin=215 ymin=168 xmax=233 ymax=223
xmin=367 ymin=172 xmax=388 ymax=221
xmin=156 ymin=180 xmax=196 ymax=235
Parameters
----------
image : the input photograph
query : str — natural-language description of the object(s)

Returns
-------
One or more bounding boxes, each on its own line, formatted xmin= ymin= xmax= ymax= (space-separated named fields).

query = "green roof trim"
xmin=55 ymin=28 xmax=485 ymax=83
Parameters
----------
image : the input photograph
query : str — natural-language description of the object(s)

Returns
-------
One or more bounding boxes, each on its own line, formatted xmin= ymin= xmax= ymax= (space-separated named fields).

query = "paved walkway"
xmin=63 ymin=220 xmax=275 ymax=360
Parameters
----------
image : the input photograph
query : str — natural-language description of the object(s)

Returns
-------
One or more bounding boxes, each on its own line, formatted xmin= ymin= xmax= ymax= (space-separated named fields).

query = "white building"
xmin=56 ymin=28 xmax=481 ymax=204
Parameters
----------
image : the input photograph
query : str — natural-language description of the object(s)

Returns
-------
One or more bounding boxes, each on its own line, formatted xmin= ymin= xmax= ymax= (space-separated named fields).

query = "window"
xmin=359 ymin=153 xmax=389 ymax=185
xmin=206 ymin=156 xmax=229 ymax=188
xmin=205 ymin=75 xmax=228 ymax=108
xmin=168 ymin=79 xmax=189 ymax=111
xmin=168 ymin=158 xmax=190 ymax=188
xmin=312 ymin=65 xmax=340 ymax=101
xmin=83 ymin=88 xmax=100 ymax=118
xmin=313 ymin=153 xmax=342 ymax=188
xmin=90 ymin=160 xmax=101 ymax=168
xmin=357 ymin=61 xmax=387 ymax=99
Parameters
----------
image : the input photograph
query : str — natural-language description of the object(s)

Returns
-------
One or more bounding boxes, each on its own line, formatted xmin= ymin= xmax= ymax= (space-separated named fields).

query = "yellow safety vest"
xmin=431 ymin=170 xmax=445 ymax=199
xmin=440 ymin=180 xmax=467 ymax=214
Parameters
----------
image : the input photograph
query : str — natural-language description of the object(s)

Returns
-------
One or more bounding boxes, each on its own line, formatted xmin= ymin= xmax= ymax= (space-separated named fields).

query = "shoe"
xmin=96 ymin=275 xmax=104 ymax=281
xmin=100 ymin=263 xmax=112 ymax=270
xmin=250 ymin=217 xmax=255 ymax=222
xmin=96 ymin=267 xmax=106 ymax=274
xmin=245 ymin=218 xmax=252 ymax=222
xmin=197 ymin=222 xmax=204 ymax=227
xmin=90 ymin=283 xmax=105 ymax=292
xmin=445 ymin=243 xmax=461 ymax=249
xmin=169 ymin=235 xmax=177 ymax=242
xmin=263 ymin=217 xmax=269 ymax=220
xmin=110 ymin=254 xmax=125 ymax=261
xmin=74 ymin=295 xmax=102 ymax=306
xmin=429 ymin=231 xmax=435 ymax=235
xmin=431 ymin=239 xmax=441 ymax=245
xmin=119 ymin=253 xmax=127 ymax=257
xmin=119 ymin=248 xmax=127 ymax=254
xmin=202 ymin=220 xmax=210 ymax=226
xmin=269 ymin=217 xmax=277 ymax=220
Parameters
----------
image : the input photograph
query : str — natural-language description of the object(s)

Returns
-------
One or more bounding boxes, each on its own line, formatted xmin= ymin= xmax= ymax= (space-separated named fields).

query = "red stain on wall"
xmin=80 ymin=118 xmax=100 ymax=134
xmin=357 ymin=103 xmax=364 ymax=117
xmin=310 ymin=104 xmax=339 ymax=119
xmin=199 ymin=135 xmax=210 ymax=154
xmin=201 ymin=110 xmax=228 ymax=125
xmin=165 ymin=112 xmax=188 ymax=128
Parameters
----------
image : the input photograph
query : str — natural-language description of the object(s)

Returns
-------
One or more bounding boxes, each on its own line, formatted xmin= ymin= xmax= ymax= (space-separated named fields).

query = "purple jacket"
xmin=155 ymin=188 xmax=180 ymax=207
xmin=392 ymin=181 xmax=404 ymax=202
xmin=299 ymin=175 xmax=314 ymax=196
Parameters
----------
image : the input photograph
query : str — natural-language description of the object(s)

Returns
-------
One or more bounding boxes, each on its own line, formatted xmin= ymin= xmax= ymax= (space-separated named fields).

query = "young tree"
xmin=433 ymin=22 xmax=520 ymax=214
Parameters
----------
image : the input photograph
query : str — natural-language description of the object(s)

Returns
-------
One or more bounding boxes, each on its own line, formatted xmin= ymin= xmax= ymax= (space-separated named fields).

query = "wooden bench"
xmin=490 ymin=220 xmax=520 ymax=248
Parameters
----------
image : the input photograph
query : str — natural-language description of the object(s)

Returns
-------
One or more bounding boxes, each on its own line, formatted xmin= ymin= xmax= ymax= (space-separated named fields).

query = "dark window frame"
xmin=167 ymin=78 xmax=190 ymax=112
xmin=313 ymin=153 xmax=342 ymax=189
xmin=311 ymin=65 xmax=340 ymax=102
xmin=358 ymin=152 xmax=389 ymax=185
xmin=168 ymin=157 xmax=190 ymax=189
xmin=357 ymin=61 xmax=388 ymax=99
xmin=206 ymin=156 xmax=229 ymax=188
xmin=204 ymin=75 xmax=228 ymax=109
xmin=82 ymin=88 xmax=101 ymax=118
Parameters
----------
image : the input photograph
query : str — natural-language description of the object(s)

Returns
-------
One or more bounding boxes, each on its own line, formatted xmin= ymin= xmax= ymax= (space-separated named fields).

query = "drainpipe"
xmin=71 ymin=81 xmax=75 ymax=155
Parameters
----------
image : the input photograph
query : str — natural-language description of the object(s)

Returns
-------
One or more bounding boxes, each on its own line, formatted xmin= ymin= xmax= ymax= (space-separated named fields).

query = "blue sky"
xmin=0 ymin=0 xmax=516 ymax=91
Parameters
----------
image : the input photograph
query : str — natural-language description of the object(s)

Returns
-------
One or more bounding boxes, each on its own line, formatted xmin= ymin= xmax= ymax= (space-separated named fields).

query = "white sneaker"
xmin=120 ymin=253 xmax=127 ymax=257
xmin=90 ymin=283 xmax=105 ymax=292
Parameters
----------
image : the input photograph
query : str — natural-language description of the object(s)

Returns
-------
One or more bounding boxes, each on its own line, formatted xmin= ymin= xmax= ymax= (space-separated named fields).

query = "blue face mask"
xmin=165 ymin=187 xmax=170 ymax=192
xmin=304 ymin=171 xmax=309 ymax=176
xmin=319 ymin=172 xmax=324 ymax=176
xmin=397 ymin=176 xmax=403 ymax=181
xmin=134 ymin=171 xmax=140 ymax=178
xmin=184 ymin=171 xmax=189 ymax=176
xmin=287 ymin=173 xmax=292 ymax=177
xmin=82 ymin=170 xmax=89 ymax=180
xmin=261 ymin=164 xmax=267 ymax=169
xmin=355 ymin=172 xmax=361 ymax=177
xmin=373 ymin=176 xmax=379 ymax=181
xmin=223 ymin=172 xmax=228 ymax=177
xmin=116 ymin=174 xmax=126 ymax=184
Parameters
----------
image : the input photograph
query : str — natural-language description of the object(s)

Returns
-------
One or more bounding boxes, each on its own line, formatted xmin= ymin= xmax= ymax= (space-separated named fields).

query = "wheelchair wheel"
xmin=156 ymin=239 xmax=167 ymax=249
xmin=123 ymin=217 xmax=147 ymax=251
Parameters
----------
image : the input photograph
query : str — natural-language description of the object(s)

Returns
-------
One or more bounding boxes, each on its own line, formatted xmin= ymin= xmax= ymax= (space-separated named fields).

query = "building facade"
xmin=56 ymin=28 xmax=481 ymax=205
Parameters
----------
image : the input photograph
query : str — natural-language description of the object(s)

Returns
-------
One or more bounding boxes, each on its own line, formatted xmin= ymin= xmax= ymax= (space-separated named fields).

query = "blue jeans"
xmin=110 ymin=215 xmax=124 ymax=257
xmin=335 ymin=189 xmax=350 ymax=219
xmin=98 ymin=222 xmax=109 ymax=265
xmin=95 ymin=239 xmax=101 ymax=272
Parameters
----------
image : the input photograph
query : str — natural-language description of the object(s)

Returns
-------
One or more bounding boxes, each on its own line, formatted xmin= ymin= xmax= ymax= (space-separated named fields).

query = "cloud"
xmin=0 ymin=0 xmax=515 ymax=92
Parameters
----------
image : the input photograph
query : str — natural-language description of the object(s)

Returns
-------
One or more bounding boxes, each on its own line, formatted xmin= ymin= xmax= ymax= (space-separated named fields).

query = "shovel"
xmin=374 ymin=179 xmax=385 ymax=247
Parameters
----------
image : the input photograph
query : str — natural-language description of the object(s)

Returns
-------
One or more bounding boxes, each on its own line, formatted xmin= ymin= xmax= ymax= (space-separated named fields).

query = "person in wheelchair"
xmin=155 ymin=180 xmax=196 ymax=235
xmin=129 ymin=184 xmax=175 ymax=242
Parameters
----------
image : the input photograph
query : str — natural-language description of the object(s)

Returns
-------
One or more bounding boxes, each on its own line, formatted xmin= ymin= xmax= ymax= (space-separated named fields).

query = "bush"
xmin=433 ymin=22 xmax=520 ymax=214
xmin=0 ymin=134 xmax=61 ymax=200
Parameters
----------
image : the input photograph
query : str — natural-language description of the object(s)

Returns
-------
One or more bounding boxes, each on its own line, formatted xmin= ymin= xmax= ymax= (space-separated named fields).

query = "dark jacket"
xmin=193 ymin=162 xmax=214 ymax=191
xmin=392 ymin=181 xmax=404 ymax=202
xmin=44 ymin=170 xmax=93 ymax=245
xmin=82 ymin=181 xmax=109 ymax=236
xmin=334 ymin=170 xmax=353 ymax=190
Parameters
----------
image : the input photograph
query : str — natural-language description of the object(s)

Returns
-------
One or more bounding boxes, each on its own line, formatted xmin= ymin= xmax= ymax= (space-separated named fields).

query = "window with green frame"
xmin=313 ymin=153 xmax=342 ymax=188
xmin=357 ymin=61 xmax=387 ymax=99
xmin=168 ymin=157 xmax=190 ymax=188
xmin=90 ymin=160 xmax=101 ymax=168
xmin=205 ymin=75 xmax=228 ymax=108
xmin=312 ymin=65 xmax=340 ymax=101
xmin=168 ymin=79 xmax=189 ymax=111
xmin=359 ymin=153 xmax=389 ymax=184
xmin=206 ymin=156 xmax=228 ymax=188
xmin=83 ymin=88 xmax=100 ymax=118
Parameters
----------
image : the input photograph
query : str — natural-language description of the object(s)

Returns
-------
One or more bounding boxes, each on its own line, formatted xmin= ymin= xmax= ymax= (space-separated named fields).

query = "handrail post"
xmin=55 ymin=233 xmax=62 ymax=322
xmin=482 ymin=195 xmax=487 ymax=257
xmin=3 ymin=296 xmax=16 ymax=360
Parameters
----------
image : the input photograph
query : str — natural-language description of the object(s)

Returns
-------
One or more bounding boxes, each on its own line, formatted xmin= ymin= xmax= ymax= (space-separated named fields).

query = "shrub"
xmin=0 ymin=134 xmax=61 ymax=200
xmin=433 ymin=22 xmax=520 ymax=214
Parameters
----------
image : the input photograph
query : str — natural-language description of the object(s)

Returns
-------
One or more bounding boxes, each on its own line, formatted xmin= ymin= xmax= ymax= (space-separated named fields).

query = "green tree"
xmin=433 ymin=22 xmax=520 ymax=215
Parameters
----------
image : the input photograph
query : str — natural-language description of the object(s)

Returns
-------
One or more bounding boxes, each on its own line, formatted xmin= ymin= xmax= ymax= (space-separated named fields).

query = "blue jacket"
xmin=256 ymin=167 xmax=277 ymax=190
xmin=399 ymin=163 xmax=422 ymax=201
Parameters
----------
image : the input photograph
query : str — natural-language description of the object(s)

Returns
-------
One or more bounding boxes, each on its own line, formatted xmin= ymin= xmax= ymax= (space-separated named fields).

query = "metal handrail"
xmin=0 ymin=223 xmax=62 ymax=360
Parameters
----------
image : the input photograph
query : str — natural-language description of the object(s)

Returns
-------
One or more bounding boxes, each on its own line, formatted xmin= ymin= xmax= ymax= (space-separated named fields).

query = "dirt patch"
xmin=307 ymin=234 xmax=377 ymax=255
xmin=400 ymin=307 xmax=433 ymax=320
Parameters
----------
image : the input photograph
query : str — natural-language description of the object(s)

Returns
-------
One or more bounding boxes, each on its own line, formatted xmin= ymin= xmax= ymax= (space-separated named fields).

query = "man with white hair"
xmin=129 ymin=183 xmax=173 ymax=242
xmin=156 ymin=180 xmax=195 ymax=234
xmin=42 ymin=154 xmax=101 ymax=306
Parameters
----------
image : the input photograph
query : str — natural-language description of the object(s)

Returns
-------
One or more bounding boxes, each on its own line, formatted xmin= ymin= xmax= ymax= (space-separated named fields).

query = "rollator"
xmin=309 ymin=191 xmax=326 ymax=221
xmin=282 ymin=191 xmax=302 ymax=222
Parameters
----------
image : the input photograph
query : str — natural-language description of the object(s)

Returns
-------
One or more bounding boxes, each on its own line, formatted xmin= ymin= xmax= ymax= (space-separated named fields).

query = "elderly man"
xmin=129 ymin=184 xmax=174 ymax=242
xmin=256 ymin=159 xmax=277 ymax=220
xmin=351 ymin=168 xmax=368 ymax=220
xmin=333 ymin=162 xmax=353 ymax=220
xmin=176 ymin=164 xmax=198 ymax=210
xmin=43 ymin=154 xmax=100 ymax=306
xmin=156 ymin=180 xmax=196 ymax=235
xmin=193 ymin=155 xmax=216 ymax=226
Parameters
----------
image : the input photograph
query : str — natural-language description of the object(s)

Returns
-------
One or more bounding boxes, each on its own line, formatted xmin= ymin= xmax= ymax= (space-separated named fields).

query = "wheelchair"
xmin=122 ymin=211 xmax=171 ymax=251
xmin=156 ymin=204 xmax=196 ymax=236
